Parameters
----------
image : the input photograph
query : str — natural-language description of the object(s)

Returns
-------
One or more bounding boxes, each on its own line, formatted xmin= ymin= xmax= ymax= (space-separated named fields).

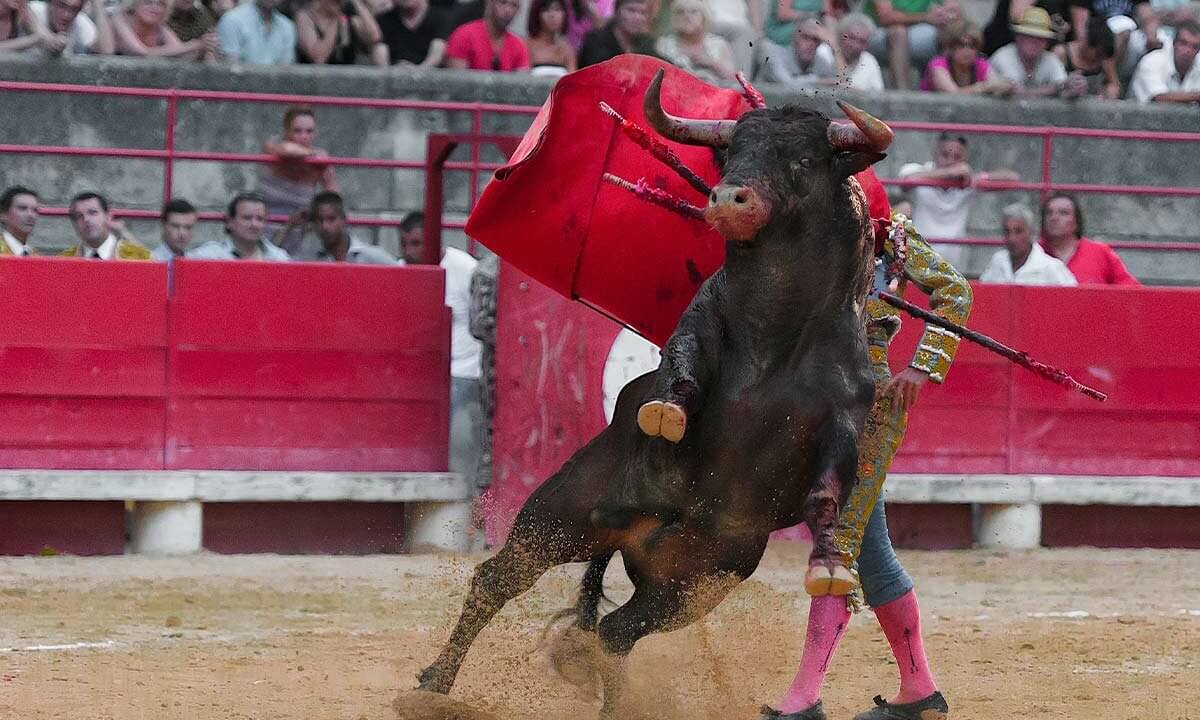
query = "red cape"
xmin=466 ymin=55 xmax=891 ymax=347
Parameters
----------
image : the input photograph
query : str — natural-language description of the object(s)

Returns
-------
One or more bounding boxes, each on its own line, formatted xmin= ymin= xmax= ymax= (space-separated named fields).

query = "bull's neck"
xmin=721 ymin=218 xmax=856 ymax=354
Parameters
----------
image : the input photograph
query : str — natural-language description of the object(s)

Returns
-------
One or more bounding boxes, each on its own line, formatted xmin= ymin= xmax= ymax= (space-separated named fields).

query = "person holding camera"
xmin=296 ymin=0 xmax=383 ymax=64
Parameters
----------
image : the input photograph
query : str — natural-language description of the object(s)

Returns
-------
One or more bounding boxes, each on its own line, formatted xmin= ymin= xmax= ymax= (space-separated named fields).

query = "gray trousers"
xmin=858 ymin=496 xmax=914 ymax=608
xmin=449 ymin=377 xmax=483 ymax=487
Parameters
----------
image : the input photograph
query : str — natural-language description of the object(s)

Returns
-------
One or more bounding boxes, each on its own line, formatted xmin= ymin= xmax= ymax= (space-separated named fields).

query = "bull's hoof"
xmin=804 ymin=565 xmax=833 ymax=596
xmin=414 ymin=665 xmax=452 ymax=694
xmin=829 ymin=565 xmax=857 ymax=596
xmin=805 ymin=562 xmax=857 ymax=596
xmin=637 ymin=400 xmax=687 ymax=443
xmin=546 ymin=626 xmax=601 ymax=697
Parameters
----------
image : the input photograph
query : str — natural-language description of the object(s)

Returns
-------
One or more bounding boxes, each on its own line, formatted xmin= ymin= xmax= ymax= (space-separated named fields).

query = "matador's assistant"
xmin=768 ymin=209 xmax=972 ymax=720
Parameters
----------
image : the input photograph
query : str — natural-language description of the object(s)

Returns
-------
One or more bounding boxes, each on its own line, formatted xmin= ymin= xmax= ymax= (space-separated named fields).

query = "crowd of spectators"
xmin=1 ymin=0 xmax=1196 ymax=101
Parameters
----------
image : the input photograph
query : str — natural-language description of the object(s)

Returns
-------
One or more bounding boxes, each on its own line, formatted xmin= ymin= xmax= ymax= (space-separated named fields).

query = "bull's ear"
xmin=832 ymin=151 xmax=886 ymax=178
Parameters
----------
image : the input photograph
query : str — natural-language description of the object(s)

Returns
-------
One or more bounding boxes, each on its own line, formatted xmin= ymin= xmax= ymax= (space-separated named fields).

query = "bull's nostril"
xmin=709 ymin=192 xmax=718 ymax=204
xmin=734 ymin=192 xmax=748 ymax=204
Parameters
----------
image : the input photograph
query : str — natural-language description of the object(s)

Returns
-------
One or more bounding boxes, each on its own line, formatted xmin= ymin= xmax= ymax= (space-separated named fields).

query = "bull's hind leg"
xmin=593 ymin=535 xmax=761 ymax=719
xmin=417 ymin=536 xmax=573 ymax=694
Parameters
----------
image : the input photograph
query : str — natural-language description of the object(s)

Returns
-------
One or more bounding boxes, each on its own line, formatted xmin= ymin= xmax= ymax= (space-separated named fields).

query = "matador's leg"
xmin=833 ymin=342 xmax=910 ymax=574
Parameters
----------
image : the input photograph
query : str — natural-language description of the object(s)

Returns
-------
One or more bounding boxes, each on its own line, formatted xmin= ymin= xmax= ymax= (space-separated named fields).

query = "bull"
xmin=416 ymin=69 xmax=894 ymax=717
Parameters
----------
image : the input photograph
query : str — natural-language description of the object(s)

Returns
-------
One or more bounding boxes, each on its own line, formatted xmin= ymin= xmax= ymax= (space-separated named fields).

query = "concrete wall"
xmin=0 ymin=55 xmax=1197 ymax=283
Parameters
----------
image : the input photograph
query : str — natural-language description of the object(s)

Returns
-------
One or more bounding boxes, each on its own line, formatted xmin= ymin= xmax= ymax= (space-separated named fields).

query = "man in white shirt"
xmin=1131 ymin=19 xmax=1200 ymax=103
xmin=27 ymin=0 xmax=114 ymax=56
xmin=980 ymin=203 xmax=1077 ymax=285
xmin=1 ymin=186 xmax=40 ymax=256
xmin=152 ymin=198 xmax=199 ymax=263
xmin=64 ymin=192 xmax=152 ymax=260
xmin=399 ymin=212 xmax=483 ymax=480
xmin=836 ymin=13 xmax=885 ymax=92
xmin=756 ymin=18 xmax=838 ymax=86
xmin=898 ymin=133 xmax=1019 ymax=269
xmin=188 ymin=192 xmax=290 ymax=261
xmin=303 ymin=192 xmax=397 ymax=264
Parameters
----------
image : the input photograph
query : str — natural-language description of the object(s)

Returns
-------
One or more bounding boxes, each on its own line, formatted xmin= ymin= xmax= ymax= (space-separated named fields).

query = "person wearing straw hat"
xmin=988 ymin=5 xmax=1075 ymax=96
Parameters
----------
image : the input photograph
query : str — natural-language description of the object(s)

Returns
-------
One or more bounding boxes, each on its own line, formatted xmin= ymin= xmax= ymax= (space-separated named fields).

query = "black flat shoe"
xmin=760 ymin=700 xmax=827 ymax=720
xmin=853 ymin=691 xmax=949 ymax=720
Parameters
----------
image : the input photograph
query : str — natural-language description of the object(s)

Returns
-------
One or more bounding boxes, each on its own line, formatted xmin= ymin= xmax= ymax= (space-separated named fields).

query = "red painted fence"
xmin=486 ymin=269 xmax=1200 ymax=546
xmin=0 ymin=257 xmax=449 ymax=472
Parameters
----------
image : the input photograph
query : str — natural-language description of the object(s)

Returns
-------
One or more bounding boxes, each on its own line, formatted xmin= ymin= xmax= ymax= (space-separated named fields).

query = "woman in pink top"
xmin=563 ymin=0 xmax=610 ymax=51
xmin=921 ymin=19 xmax=1013 ymax=95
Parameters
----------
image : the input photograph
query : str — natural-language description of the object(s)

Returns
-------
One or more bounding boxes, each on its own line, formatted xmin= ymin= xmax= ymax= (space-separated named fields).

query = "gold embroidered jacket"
xmin=60 ymin=239 xmax=153 ymax=261
xmin=866 ymin=214 xmax=972 ymax=383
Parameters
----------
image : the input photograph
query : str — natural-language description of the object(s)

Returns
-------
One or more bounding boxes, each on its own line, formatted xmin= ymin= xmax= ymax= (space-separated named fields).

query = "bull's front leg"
xmin=637 ymin=280 xmax=723 ymax=444
xmin=803 ymin=468 xmax=857 ymax=596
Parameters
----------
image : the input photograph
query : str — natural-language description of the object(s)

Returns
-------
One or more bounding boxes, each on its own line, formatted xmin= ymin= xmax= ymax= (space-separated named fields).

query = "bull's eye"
xmin=790 ymin=158 xmax=812 ymax=173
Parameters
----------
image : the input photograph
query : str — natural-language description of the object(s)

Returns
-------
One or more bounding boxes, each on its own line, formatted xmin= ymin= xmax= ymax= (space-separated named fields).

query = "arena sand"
xmin=1 ymin=545 xmax=1197 ymax=720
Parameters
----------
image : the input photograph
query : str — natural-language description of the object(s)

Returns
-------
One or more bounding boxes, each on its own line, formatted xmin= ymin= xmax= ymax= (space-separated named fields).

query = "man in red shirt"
xmin=1039 ymin=193 xmax=1139 ymax=285
xmin=445 ymin=0 xmax=530 ymax=71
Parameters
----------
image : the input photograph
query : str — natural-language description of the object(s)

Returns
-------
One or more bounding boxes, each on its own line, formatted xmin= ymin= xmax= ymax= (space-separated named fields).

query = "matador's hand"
xmin=886 ymin=367 xmax=929 ymax=414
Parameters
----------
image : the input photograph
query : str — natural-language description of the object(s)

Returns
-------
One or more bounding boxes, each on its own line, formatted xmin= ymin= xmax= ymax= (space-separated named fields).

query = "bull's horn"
xmin=827 ymin=101 xmax=894 ymax=153
xmin=643 ymin=69 xmax=737 ymax=148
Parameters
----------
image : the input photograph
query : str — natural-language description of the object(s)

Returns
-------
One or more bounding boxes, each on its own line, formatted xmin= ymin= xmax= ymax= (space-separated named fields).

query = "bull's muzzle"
xmin=705 ymin=184 xmax=770 ymax=243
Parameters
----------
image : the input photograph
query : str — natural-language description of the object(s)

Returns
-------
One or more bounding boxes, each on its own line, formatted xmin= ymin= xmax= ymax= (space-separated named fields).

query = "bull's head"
xmin=643 ymin=70 xmax=892 ymax=243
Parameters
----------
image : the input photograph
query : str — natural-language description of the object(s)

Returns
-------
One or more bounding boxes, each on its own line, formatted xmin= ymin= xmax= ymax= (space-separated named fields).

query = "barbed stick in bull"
xmin=600 ymin=84 xmax=1106 ymax=404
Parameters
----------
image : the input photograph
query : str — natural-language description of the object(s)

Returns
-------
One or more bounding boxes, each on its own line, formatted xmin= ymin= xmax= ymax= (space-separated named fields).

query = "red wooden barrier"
xmin=488 ymin=267 xmax=1200 ymax=547
xmin=166 ymin=260 xmax=450 ymax=471
xmin=0 ymin=257 xmax=169 ymax=469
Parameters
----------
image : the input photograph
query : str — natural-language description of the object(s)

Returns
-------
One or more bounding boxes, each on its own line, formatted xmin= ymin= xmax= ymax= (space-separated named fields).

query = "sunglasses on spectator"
xmin=951 ymin=37 xmax=979 ymax=49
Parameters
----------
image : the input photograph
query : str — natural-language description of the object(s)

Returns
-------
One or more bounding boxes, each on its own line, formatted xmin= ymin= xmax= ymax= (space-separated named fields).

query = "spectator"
xmin=1071 ymin=0 xmax=1165 ymax=78
xmin=216 ymin=0 xmax=296 ymax=64
xmin=189 ymin=192 xmax=290 ymax=260
xmin=113 ymin=0 xmax=218 ymax=59
xmin=0 ymin=185 xmax=39 ymax=256
xmin=921 ymin=19 xmax=1014 ymax=95
xmin=259 ymin=105 xmax=338 ymax=256
xmin=376 ymin=0 xmax=451 ymax=66
xmin=152 ymin=197 xmax=198 ymax=262
xmin=301 ymin=191 xmax=397 ymax=263
xmin=445 ymin=0 xmax=529 ymax=70
xmin=656 ymin=0 xmax=735 ymax=83
xmin=897 ymin=132 xmax=1019 ymax=268
xmin=1057 ymin=15 xmax=1121 ymax=98
xmin=525 ymin=0 xmax=576 ymax=75
xmin=989 ymin=7 xmax=1076 ymax=97
xmin=296 ymin=0 xmax=382 ymax=64
xmin=980 ymin=202 xmax=1076 ymax=285
xmin=0 ymin=0 xmax=40 ymax=53
xmin=1151 ymin=0 xmax=1195 ymax=30
xmin=577 ymin=0 xmax=655 ymax=68
xmin=706 ymin=0 xmax=762 ymax=75
xmin=562 ymin=0 xmax=607 ymax=51
xmin=1130 ymin=18 xmax=1200 ymax=102
xmin=831 ymin=12 xmax=884 ymax=91
xmin=756 ymin=16 xmax=836 ymax=84
xmin=864 ymin=0 xmax=958 ymax=89
xmin=762 ymin=0 xmax=831 ymax=52
xmin=1039 ymin=193 xmax=1138 ymax=285
xmin=28 ymin=0 xmax=115 ymax=55
xmin=398 ymin=212 xmax=483 ymax=483
xmin=982 ymin=0 xmax=1071 ymax=55
xmin=467 ymin=251 xmax=498 ymax=491
xmin=168 ymin=0 xmax=232 ymax=43
xmin=62 ymin=192 xmax=152 ymax=260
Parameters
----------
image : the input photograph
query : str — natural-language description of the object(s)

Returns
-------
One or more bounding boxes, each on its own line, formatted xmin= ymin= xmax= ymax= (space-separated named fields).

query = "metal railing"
xmin=1 ymin=80 xmax=1198 ymax=252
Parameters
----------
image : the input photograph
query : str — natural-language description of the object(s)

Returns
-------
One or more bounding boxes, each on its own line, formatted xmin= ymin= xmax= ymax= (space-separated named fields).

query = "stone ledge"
xmin=887 ymin=473 xmax=1200 ymax=507
xmin=0 ymin=470 xmax=471 ymax=503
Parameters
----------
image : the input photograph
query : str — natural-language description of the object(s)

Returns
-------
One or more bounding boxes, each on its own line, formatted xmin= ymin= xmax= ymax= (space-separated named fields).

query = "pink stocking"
xmin=874 ymin=590 xmax=938 ymax=704
xmin=775 ymin=595 xmax=851 ymax=713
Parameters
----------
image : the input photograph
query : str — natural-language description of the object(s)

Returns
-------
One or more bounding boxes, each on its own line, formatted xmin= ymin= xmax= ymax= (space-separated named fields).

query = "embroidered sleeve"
xmin=903 ymin=227 xmax=973 ymax=384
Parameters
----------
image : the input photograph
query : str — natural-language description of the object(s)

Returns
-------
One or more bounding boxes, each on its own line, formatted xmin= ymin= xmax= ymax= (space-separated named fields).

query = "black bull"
xmin=418 ymin=72 xmax=895 ymax=716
